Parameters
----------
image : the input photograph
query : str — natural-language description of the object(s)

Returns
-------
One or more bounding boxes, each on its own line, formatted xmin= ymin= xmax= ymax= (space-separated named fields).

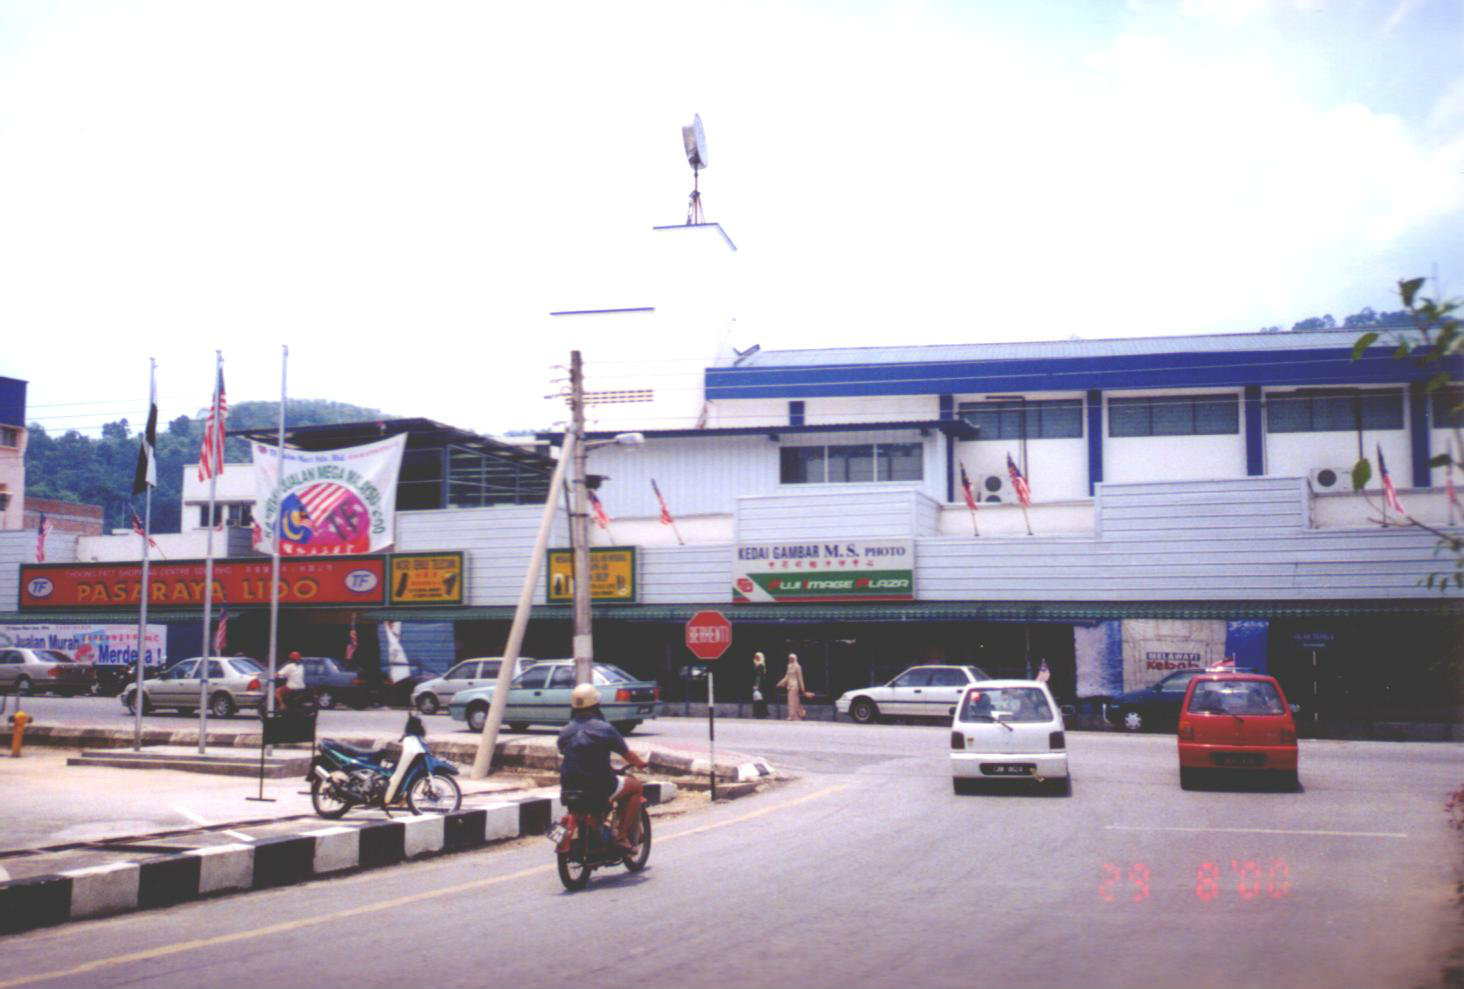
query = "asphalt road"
xmin=3 ymin=697 xmax=1461 ymax=989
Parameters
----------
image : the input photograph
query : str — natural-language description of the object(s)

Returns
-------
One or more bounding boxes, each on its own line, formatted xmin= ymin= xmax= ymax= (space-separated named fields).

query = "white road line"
xmin=172 ymin=805 xmax=255 ymax=843
xmin=1105 ymin=824 xmax=1408 ymax=839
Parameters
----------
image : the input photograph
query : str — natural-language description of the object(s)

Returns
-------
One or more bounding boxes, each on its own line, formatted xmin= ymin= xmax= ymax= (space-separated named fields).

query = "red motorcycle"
xmin=548 ymin=774 xmax=651 ymax=891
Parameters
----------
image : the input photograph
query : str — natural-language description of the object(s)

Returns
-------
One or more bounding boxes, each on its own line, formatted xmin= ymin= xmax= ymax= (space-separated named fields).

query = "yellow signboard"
xmin=546 ymin=547 xmax=637 ymax=604
xmin=389 ymin=552 xmax=465 ymax=605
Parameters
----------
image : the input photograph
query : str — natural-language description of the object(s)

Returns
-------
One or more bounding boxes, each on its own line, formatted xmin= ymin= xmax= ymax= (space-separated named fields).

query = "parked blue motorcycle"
xmin=307 ymin=716 xmax=461 ymax=818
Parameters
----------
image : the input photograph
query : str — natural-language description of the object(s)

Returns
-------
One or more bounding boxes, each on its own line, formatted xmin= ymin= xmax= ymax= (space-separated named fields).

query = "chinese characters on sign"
xmin=546 ymin=547 xmax=637 ymax=603
xmin=388 ymin=552 xmax=465 ymax=605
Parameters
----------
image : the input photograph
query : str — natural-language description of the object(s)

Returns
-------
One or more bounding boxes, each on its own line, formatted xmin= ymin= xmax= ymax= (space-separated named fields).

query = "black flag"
xmin=132 ymin=377 xmax=158 ymax=495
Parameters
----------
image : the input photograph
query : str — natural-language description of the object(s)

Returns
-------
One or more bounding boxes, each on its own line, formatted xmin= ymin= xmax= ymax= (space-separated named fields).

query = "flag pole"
xmin=265 ymin=345 xmax=287 ymax=752
xmin=197 ymin=350 xmax=222 ymax=754
xmin=133 ymin=358 xmax=156 ymax=752
xmin=1020 ymin=502 xmax=1033 ymax=536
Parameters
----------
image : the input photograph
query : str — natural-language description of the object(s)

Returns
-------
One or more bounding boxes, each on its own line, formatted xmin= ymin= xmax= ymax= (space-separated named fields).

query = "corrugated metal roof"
xmin=726 ymin=327 xmax=1406 ymax=369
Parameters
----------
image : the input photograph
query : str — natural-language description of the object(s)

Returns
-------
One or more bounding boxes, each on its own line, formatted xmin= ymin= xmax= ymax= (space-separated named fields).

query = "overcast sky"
xmin=2 ymin=0 xmax=1461 ymax=440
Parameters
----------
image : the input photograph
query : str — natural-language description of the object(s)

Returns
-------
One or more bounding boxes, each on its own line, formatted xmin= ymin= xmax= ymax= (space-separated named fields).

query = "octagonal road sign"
xmin=685 ymin=610 xmax=732 ymax=661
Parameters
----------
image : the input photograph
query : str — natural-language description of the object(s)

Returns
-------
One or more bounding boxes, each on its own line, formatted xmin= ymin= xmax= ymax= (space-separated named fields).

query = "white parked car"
xmin=950 ymin=679 xmax=1069 ymax=795
xmin=835 ymin=664 xmax=990 ymax=724
xmin=412 ymin=656 xmax=539 ymax=715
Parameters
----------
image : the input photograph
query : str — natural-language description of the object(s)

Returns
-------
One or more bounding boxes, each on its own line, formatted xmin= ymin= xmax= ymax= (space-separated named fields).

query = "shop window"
xmin=1266 ymin=389 xmax=1403 ymax=433
xmin=958 ymin=399 xmax=1082 ymax=439
xmin=1108 ymin=395 xmax=1239 ymax=437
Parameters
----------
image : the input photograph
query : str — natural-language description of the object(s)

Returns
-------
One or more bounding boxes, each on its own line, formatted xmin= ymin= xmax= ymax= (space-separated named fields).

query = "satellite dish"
xmin=682 ymin=114 xmax=708 ymax=171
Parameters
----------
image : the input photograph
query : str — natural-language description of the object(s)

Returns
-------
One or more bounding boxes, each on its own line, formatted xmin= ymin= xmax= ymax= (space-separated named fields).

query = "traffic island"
xmin=0 ymin=781 xmax=679 ymax=935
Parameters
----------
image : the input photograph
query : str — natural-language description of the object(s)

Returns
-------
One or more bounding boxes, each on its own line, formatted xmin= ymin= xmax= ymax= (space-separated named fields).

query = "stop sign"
xmin=685 ymin=610 xmax=732 ymax=661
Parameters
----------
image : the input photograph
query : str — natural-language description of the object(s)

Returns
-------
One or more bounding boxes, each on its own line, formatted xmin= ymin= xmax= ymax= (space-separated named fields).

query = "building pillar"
xmin=1245 ymin=386 xmax=1264 ymax=476
xmin=1086 ymin=390 xmax=1103 ymax=496
xmin=1409 ymin=384 xmax=1431 ymax=488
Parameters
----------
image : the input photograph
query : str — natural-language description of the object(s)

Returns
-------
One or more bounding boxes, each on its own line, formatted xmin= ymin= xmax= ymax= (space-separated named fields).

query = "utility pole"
xmin=570 ymin=350 xmax=594 ymax=687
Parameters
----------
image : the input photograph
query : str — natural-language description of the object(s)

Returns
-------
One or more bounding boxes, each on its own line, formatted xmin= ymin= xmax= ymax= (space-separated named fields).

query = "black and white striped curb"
xmin=0 ymin=783 xmax=676 ymax=935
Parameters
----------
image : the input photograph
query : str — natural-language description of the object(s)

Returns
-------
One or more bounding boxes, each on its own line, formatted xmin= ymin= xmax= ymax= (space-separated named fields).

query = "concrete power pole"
xmin=570 ymin=350 xmax=594 ymax=687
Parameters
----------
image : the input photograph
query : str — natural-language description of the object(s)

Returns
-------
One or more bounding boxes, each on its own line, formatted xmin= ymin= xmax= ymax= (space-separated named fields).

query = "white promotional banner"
xmin=251 ymin=434 xmax=407 ymax=556
xmin=0 ymin=624 xmax=167 ymax=666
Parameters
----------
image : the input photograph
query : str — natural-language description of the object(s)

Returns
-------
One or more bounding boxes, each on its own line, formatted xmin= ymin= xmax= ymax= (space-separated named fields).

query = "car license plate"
xmin=545 ymin=823 xmax=567 ymax=844
xmin=981 ymin=763 xmax=1035 ymax=776
xmin=1213 ymin=752 xmax=1265 ymax=767
xmin=638 ymin=705 xmax=652 ymax=714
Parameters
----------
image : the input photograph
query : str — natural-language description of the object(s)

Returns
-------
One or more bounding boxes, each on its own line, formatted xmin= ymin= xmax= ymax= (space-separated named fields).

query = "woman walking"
xmin=777 ymin=653 xmax=811 ymax=721
xmin=751 ymin=652 xmax=769 ymax=719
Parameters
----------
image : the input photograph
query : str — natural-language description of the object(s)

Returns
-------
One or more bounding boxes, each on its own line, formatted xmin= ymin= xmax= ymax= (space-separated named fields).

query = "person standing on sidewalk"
xmin=751 ymin=652 xmax=769 ymax=719
xmin=777 ymin=653 xmax=811 ymax=721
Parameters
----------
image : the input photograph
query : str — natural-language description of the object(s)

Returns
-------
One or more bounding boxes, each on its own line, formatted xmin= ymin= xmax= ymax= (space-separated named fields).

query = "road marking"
xmin=172 ymin=804 xmax=253 ymax=843
xmin=0 ymin=785 xmax=846 ymax=989
xmin=1105 ymin=824 xmax=1408 ymax=839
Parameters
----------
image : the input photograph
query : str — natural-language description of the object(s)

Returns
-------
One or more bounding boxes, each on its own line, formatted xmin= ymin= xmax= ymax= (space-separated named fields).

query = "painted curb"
xmin=0 ymin=782 xmax=675 ymax=935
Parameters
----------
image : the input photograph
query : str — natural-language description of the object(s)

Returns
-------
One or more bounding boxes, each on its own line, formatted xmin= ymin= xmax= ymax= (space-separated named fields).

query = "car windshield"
xmin=1188 ymin=680 xmax=1285 ymax=715
xmin=593 ymin=664 xmax=635 ymax=684
xmin=962 ymin=665 xmax=989 ymax=681
xmin=39 ymin=650 xmax=75 ymax=664
xmin=959 ymin=687 xmax=1053 ymax=723
xmin=229 ymin=658 xmax=264 ymax=674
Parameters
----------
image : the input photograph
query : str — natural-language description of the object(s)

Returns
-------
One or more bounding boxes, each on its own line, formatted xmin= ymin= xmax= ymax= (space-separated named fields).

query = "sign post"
xmin=684 ymin=610 xmax=732 ymax=800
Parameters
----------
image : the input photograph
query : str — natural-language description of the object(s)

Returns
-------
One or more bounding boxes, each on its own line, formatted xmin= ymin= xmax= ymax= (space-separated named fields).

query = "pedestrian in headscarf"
xmin=777 ymin=653 xmax=811 ymax=721
xmin=751 ymin=652 xmax=769 ymax=719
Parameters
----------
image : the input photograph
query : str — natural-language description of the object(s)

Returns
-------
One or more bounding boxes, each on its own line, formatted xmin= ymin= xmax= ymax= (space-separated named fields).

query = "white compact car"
xmin=950 ymin=679 xmax=1069 ymax=795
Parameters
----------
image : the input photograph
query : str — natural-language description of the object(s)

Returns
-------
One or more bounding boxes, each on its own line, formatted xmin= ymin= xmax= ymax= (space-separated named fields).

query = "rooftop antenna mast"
xmin=682 ymin=113 xmax=708 ymax=224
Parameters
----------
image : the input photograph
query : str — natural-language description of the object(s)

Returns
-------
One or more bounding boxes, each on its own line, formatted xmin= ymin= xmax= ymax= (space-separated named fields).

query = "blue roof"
xmin=704 ymin=327 xmax=1453 ymax=400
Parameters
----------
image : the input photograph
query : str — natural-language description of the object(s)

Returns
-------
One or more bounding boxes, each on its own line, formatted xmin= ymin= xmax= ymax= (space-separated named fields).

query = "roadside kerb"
xmin=18 ymin=724 xmax=776 ymax=781
xmin=0 ymin=782 xmax=676 ymax=935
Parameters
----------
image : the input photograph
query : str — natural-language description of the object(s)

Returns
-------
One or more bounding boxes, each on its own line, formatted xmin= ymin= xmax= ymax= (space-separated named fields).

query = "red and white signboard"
xmin=684 ymin=610 xmax=732 ymax=661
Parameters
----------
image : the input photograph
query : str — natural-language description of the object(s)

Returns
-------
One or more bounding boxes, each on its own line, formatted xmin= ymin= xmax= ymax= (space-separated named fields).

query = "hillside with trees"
xmin=24 ymin=399 xmax=392 ymax=534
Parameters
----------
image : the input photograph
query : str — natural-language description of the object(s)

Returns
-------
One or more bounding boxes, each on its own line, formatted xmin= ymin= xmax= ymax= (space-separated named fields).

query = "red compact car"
xmin=1177 ymin=673 xmax=1299 ymax=790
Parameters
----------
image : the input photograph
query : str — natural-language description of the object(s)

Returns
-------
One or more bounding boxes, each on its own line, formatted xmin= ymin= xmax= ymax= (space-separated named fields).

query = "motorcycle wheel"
xmin=557 ymin=832 xmax=592 ymax=892
xmin=406 ymin=773 xmax=462 ymax=815
xmin=622 ymin=806 xmax=652 ymax=873
xmin=310 ymin=777 xmax=351 ymax=819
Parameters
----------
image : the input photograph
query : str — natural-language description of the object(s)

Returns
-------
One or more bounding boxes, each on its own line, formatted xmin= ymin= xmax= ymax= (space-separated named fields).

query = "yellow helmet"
xmin=571 ymin=683 xmax=601 ymax=709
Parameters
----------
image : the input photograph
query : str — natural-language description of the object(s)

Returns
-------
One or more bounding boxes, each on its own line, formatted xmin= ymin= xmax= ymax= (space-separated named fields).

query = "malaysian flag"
xmin=132 ymin=376 xmax=158 ymax=495
xmin=212 ymin=607 xmax=229 ymax=654
xmin=1378 ymin=445 xmax=1405 ymax=514
xmin=651 ymin=479 xmax=675 ymax=526
xmin=36 ymin=512 xmax=52 ymax=563
xmin=197 ymin=365 xmax=228 ymax=482
xmin=345 ymin=614 xmax=358 ymax=662
xmin=587 ymin=488 xmax=610 ymax=529
xmin=959 ymin=462 xmax=979 ymax=511
xmin=1006 ymin=453 xmax=1032 ymax=507
xmin=132 ymin=510 xmax=160 ymax=550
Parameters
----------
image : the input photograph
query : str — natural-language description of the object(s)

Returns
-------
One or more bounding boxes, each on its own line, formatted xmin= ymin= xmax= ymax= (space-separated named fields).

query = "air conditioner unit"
xmin=980 ymin=473 xmax=1012 ymax=503
xmin=1308 ymin=466 xmax=1352 ymax=491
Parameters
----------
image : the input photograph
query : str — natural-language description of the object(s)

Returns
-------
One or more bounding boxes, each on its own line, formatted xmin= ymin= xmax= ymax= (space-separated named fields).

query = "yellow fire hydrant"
xmin=10 ymin=710 xmax=30 ymax=757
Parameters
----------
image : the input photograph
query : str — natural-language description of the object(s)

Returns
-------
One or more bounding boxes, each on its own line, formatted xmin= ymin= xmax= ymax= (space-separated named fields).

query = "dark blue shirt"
xmin=558 ymin=712 xmax=629 ymax=801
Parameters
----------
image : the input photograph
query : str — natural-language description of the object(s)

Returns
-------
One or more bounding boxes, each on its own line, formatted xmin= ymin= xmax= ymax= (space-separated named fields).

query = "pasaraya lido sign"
xmin=733 ymin=538 xmax=915 ymax=603
xmin=19 ymin=557 xmax=387 ymax=609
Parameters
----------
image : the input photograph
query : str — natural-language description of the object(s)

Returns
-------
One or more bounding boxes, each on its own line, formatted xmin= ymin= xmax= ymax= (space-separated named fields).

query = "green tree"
xmin=1351 ymin=278 xmax=1463 ymax=591
xmin=24 ymin=399 xmax=393 ymax=533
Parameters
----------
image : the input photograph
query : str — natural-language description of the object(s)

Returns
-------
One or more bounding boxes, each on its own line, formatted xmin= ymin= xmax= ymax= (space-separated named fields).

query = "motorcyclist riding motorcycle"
xmin=275 ymin=651 xmax=307 ymax=709
xmin=558 ymin=683 xmax=649 ymax=853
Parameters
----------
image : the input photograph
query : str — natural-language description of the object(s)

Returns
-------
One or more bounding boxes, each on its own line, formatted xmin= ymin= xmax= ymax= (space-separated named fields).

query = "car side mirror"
xmin=1289 ymin=703 xmax=1301 ymax=713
